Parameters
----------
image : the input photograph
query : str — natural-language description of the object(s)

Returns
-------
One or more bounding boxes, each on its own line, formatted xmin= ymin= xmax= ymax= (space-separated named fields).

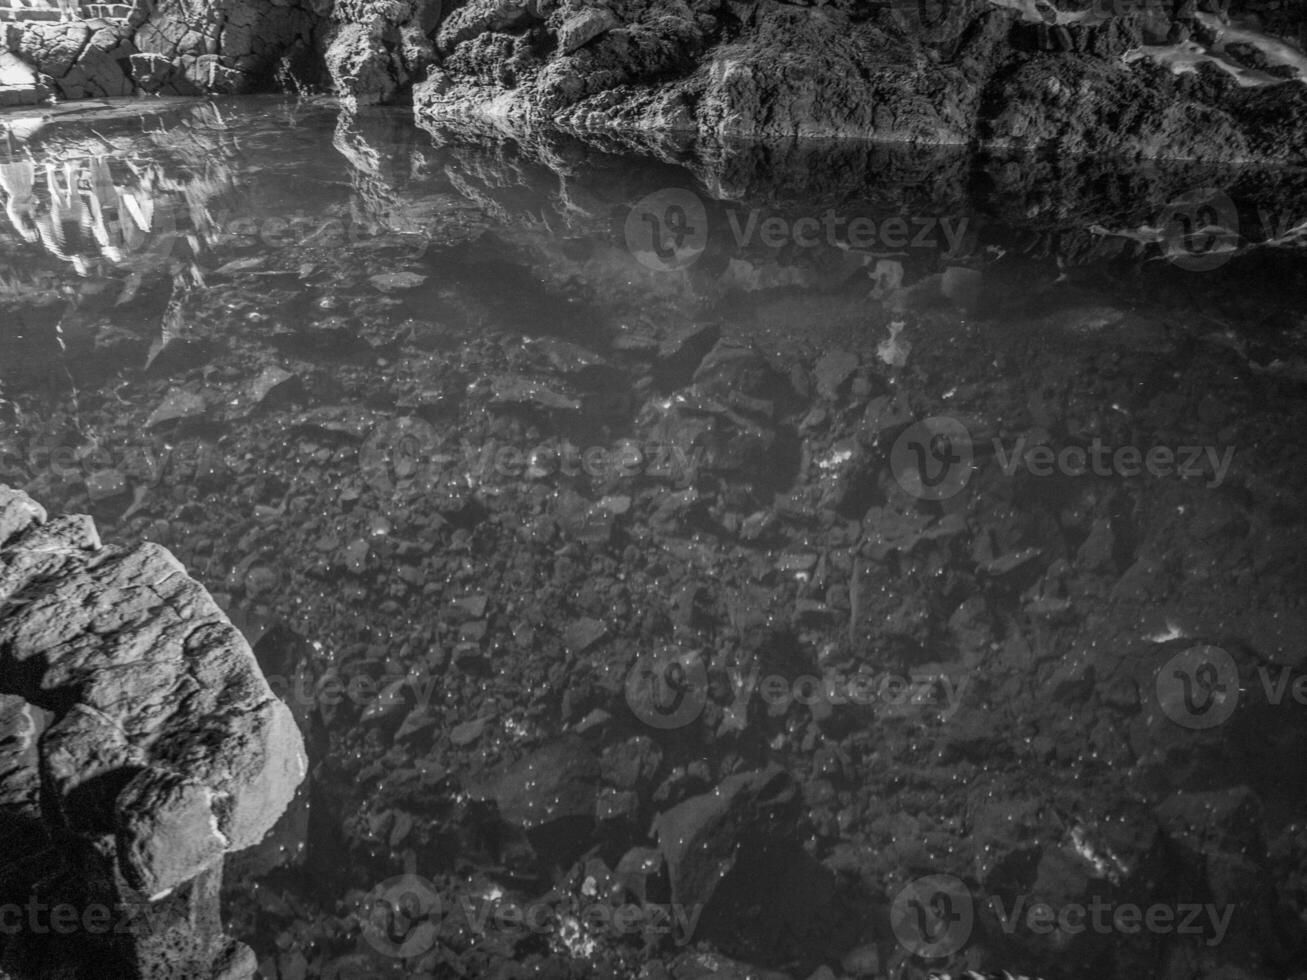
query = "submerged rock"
xmin=146 ymin=387 xmax=207 ymax=429
xmin=653 ymin=766 xmax=798 ymax=937
xmin=472 ymin=735 xmax=600 ymax=832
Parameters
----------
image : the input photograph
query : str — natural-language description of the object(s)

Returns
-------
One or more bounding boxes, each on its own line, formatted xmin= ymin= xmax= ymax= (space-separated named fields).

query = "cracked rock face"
xmin=4 ymin=0 xmax=1306 ymax=164
xmin=2 ymin=0 xmax=323 ymax=99
xmin=0 ymin=485 xmax=305 ymax=979
xmin=323 ymin=0 xmax=443 ymax=105
xmin=412 ymin=0 xmax=1307 ymax=162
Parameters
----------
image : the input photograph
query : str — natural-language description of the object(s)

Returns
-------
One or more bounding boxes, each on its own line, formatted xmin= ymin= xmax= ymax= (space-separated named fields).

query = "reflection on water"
xmin=2 ymin=97 xmax=1307 ymax=980
xmin=0 ymin=103 xmax=239 ymax=285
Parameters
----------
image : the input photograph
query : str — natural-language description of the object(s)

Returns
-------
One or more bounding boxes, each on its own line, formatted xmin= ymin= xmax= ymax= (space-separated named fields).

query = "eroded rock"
xmin=0 ymin=486 xmax=306 ymax=979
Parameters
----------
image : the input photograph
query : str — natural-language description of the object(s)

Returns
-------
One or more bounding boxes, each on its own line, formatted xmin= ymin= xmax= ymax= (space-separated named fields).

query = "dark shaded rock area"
xmin=5 ymin=0 xmax=1307 ymax=163
xmin=0 ymin=486 xmax=306 ymax=979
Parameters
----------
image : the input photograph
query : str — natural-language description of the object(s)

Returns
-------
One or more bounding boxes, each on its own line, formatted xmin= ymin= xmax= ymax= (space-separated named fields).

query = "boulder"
xmin=0 ymin=486 xmax=306 ymax=979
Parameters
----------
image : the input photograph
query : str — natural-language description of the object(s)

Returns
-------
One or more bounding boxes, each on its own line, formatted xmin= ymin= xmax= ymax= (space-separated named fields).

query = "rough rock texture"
xmin=0 ymin=486 xmax=306 ymax=979
xmin=0 ymin=0 xmax=440 ymax=101
xmin=4 ymin=20 xmax=136 ymax=98
xmin=412 ymin=0 xmax=1307 ymax=162
xmin=1 ymin=0 xmax=324 ymax=98
xmin=128 ymin=0 xmax=323 ymax=94
xmin=4 ymin=0 xmax=1307 ymax=162
xmin=0 ymin=47 xmax=51 ymax=105
xmin=323 ymin=0 xmax=443 ymax=105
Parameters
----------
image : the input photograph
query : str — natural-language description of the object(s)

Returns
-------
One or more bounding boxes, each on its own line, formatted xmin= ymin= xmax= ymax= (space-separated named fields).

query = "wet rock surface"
xmin=2 ymin=100 xmax=1307 ymax=980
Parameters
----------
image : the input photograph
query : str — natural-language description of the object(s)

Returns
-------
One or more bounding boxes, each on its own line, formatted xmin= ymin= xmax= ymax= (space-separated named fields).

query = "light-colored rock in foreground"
xmin=0 ymin=485 xmax=306 ymax=979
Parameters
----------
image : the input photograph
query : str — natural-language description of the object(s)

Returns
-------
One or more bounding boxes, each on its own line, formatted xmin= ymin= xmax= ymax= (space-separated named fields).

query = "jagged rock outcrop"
xmin=0 ymin=0 xmax=436 ymax=102
xmin=3 ymin=20 xmax=135 ymax=99
xmin=2 ymin=0 xmax=324 ymax=98
xmin=4 ymin=0 xmax=1307 ymax=162
xmin=128 ymin=0 xmax=324 ymax=94
xmin=413 ymin=0 xmax=1307 ymax=163
xmin=323 ymin=0 xmax=442 ymax=105
xmin=0 ymin=486 xmax=306 ymax=980
xmin=0 ymin=40 xmax=54 ymax=104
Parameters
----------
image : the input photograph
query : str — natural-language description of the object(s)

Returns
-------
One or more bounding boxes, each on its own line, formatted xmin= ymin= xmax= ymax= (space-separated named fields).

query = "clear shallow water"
xmin=3 ymin=96 xmax=1307 ymax=980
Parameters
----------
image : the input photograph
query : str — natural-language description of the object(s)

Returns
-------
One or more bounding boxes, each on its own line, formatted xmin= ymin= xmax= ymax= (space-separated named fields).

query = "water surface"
xmin=2 ymin=96 xmax=1307 ymax=980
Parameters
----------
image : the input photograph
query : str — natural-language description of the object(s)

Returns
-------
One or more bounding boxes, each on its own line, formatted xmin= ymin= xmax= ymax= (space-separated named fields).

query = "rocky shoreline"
xmin=0 ymin=486 xmax=305 ymax=980
xmin=2 ymin=1 xmax=1307 ymax=164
